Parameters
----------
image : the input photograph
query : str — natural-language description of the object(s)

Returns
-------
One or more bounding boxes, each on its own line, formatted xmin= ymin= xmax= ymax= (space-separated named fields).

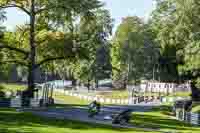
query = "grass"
xmin=132 ymin=106 xmax=200 ymax=133
xmin=96 ymin=91 xmax=129 ymax=99
xmin=0 ymin=106 xmax=199 ymax=133
xmin=0 ymin=108 xmax=155 ymax=133
xmin=0 ymin=83 xmax=26 ymax=92
xmin=53 ymin=92 xmax=89 ymax=105
xmin=172 ymin=92 xmax=191 ymax=97
xmin=47 ymin=92 xmax=200 ymax=133
xmin=192 ymin=105 xmax=200 ymax=113
xmin=0 ymin=83 xmax=197 ymax=132
xmin=191 ymin=103 xmax=200 ymax=113
xmin=0 ymin=82 xmax=198 ymax=133
xmin=0 ymin=83 xmax=191 ymax=99
xmin=86 ymin=91 xmax=190 ymax=100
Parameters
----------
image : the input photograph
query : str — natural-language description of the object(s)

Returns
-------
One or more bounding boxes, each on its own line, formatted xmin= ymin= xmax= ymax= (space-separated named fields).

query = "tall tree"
xmin=72 ymin=9 xmax=113 ymax=87
xmin=111 ymin=16 xmax=143 ymax=84
xmin=0 ymin=0 xmax=102 ymax=97
xmin=111 ymin=16 xmax=158 ymax=88
xmin=151 ymin=0 xmax=200 ymax=100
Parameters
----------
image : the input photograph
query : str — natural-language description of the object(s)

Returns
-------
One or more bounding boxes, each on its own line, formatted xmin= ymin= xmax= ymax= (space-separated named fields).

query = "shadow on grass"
xmin=132 ymin=112 xmax=200 ymax=132
xmin=151 ymin=105 xmax=174 ymax=116
xmin=0 ymin=108 xmax=146 ymax=133
xmin=49 ymin=103 xmax=87 ymax=108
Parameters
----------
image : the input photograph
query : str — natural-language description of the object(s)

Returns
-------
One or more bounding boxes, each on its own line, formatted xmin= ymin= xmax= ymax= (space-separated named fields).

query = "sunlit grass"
xmin=191 ymin=104 xmax=200 ymax=113
xmin=53 ymin=92 xmax=89 ymax=105
xmin=132 ymin=106 xmax=200 ymax=133
xmin=96 ymin=91 xmax=129 ymax=99
xmin=0 ymin=106 xmax=199 ymax=133
xmin=0 ymin=83 xmax=26 ymax=92
xmin=0 ymin=108 xmax=155 ymax=133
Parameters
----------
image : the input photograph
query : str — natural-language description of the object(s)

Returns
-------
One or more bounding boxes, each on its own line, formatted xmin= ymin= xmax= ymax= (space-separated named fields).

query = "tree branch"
xmin=0 ymin=60 xmax=29 ymax=67
xmin=112 ymin=66 xmax=120 ymax=72
xmin=35 ymin=4 xmax=70 ymax=15
xmin=0 ymin=43 xmax=29 ymax=55
xmin=16 ymin=26 xmax=29 ymax=46
xmin=0 ymin=4 xmax=30 ymax=15
xmin=36 ymin=56 xmax=75 ymax=68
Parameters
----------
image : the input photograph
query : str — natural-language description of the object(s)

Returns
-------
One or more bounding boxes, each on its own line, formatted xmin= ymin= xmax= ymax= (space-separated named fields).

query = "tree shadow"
xmin=132 ymin=113 xmax=200 ymax=132
xmin=49 ymin=103 xmax=87 ymax=108
xmin=0 ymin=108 xmax=145 ymax=133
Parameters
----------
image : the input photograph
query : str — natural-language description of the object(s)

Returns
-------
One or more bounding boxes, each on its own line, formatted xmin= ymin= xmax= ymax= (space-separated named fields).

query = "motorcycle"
xmin=88 ymin=101 xmax=100 ymax=117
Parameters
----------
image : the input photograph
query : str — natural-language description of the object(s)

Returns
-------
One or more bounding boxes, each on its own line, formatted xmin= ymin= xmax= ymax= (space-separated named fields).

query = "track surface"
xmin=31 ymin=102 xmax=161 ymax=130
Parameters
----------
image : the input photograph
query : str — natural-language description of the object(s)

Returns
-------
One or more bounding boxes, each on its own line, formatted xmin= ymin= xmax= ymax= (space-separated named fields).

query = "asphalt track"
xmin=31 ymin=102 xmax=161 ymax=130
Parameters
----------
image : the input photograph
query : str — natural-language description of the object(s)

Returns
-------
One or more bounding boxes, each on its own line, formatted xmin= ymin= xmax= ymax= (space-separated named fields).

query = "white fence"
xmin=55 ymin=89 xmax=163 ymax=105
xmin=56 ymin=88 xmax=189 ymax=105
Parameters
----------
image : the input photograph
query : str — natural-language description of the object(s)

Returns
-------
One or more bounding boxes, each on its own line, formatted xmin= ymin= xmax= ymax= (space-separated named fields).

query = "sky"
xmin=2 ymin=0 xmax=155 ymax=32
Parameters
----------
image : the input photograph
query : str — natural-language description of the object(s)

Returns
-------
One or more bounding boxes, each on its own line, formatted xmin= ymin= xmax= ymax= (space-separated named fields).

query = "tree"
xmin=111 ymin=16 xmax=143 ymax=87
xmin=151 ymin=0 xmax=200 ymax=100
xmin=0 ymin=9 xmax=8 ymax=81
xmin=111 ymin=16 xmax=159 ymax=88
xmin=0 ymin=0 xmax=103 ymax=97
xmin=71 ymin=9 xmax=113 ymax=88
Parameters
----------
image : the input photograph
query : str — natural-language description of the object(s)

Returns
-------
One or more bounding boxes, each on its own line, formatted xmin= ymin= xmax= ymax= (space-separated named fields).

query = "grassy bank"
xmin=0 ymin=106 xmax=199 ymax=133
xmin=0 ymin=83 xmax=26 ymax=92
xmin=132 ymin=106 xmax=200 ymax=133
xmin=53 ymin=92 xmax=89 ymax=105
xmin=0 ymin=108 xmax=155 ymax=133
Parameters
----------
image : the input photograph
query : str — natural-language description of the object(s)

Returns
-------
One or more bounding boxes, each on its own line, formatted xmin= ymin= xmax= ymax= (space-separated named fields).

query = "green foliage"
xmin=111 ymin=16 xmax=159 ymax=85
xmin=111 ymin=17 xmax=143 ymax=79
xmin=149 ymin=0 xmax=200 ymax=101
xmin=67 ymin=8 xmax=113 ymax=83
xmin=151 ymin=0 xmax=200 ymax=84
xmin=0 ymin=0 xmax=113 ymax=88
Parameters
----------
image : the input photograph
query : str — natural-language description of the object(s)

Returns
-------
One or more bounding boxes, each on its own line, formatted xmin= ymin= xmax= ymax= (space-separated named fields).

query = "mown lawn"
xmin=85 ymin=91 xmax=190 ymax=99
xmin=53 ymin=92 xmax=90 ymax=106
xmin=96 ymin=91 xmax=129 ymax=99
xmin=0 ymin=106 xmax=199 ymax=133
xmin=191 ymin=104 xmax=200 ymax=113
xmin=0 ymin=83 xmax=26 ymax=92
xmin=0 ymin=108 xmax=155 ymax=133
xmin=0 ymin=83 xmax=198 ymax=133
xmin=132 ymin=106 xmax=200 ymax=133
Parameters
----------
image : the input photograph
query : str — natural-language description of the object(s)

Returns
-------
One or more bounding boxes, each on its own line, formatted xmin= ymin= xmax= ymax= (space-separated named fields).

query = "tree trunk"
xmin=27 ymin=0 xmax=36 ymax=98
xmin=87 ymin=79 xmax=90 ymax=91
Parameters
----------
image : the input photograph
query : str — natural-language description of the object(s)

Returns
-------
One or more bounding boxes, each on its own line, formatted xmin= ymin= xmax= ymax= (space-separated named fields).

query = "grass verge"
xmin=0 ymin=108 xmax=155 ymax=133
xmin=0 ymin=83 xmax=26 ymax=92
xmin=132 ymin=105 xmax=200 ymax=133
xmin=53 ymin=92 xmax=89 ymax=105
